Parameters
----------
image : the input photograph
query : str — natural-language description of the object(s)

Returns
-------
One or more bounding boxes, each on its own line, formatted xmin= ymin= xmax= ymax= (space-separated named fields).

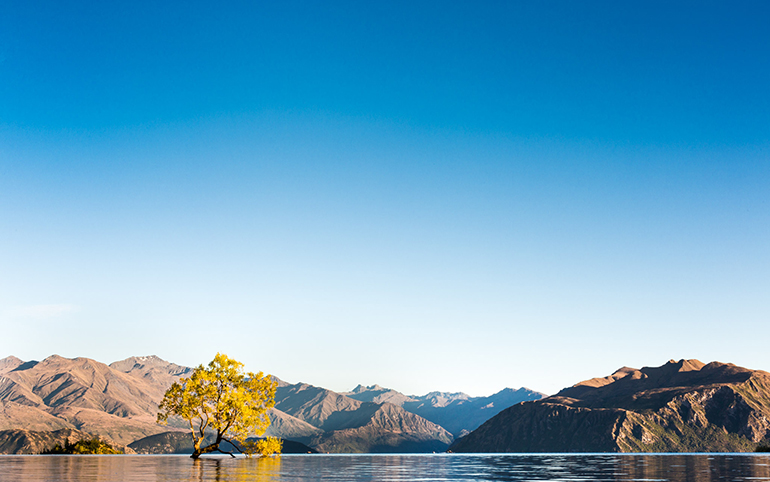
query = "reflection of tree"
xmin=233 ymin=457 xmax=282 ymax=482
xmin=185 ymin=456 xmax=282 ymax=482
xmin=188 ymin=458 xmax=204 ymax=482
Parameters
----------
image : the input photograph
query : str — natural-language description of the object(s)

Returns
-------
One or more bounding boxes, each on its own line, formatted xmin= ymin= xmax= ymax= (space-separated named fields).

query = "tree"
xmin=157 ymin=353 xmax=278 ymax=459
xmin=242 ymin=437 xmax=283 ymax=457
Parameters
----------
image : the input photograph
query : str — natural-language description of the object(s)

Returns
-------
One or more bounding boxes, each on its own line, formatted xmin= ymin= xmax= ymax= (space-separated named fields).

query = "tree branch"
xmin=222 ymin=437 xmax=244 ymax=454
xmin=216 ymin=447 xmax=236 ymax=458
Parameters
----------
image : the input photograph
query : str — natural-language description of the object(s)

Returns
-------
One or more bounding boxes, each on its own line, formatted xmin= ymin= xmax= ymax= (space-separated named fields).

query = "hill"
xmin=450 ymin=359 xmax=770 ymax=453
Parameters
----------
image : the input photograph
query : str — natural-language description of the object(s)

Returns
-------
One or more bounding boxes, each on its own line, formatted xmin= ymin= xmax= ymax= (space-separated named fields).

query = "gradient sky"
xmin=1 ymin=1 xmax=768 ymax=396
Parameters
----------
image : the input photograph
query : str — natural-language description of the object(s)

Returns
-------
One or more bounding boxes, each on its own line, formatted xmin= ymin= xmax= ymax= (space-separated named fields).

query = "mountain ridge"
xmin=450 ymin=359 xmax=770 ymax=453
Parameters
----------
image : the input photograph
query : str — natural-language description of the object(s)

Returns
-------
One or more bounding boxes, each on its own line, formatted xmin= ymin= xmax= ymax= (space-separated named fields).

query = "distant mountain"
xmin=345 ymin=384 xmax=418 ymax=406
xmin=274 ymin=382 xmax=453 ymax=452
xmin=345 ymin=385 xmax=546 ymax=437
xmin=450 ymin=359 xmax=770 ymax=453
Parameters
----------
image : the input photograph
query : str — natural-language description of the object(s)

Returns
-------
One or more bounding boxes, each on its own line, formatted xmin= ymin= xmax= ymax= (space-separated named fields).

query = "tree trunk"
xmin=191 ymin=441 xmax=220 ymax=459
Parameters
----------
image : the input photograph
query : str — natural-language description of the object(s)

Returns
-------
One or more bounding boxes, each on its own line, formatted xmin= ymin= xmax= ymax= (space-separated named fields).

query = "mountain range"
xmin=450 ymin=359 xmax=770 ymax=453
xmin=0 ymin=354 xmax=541 ymax=454
xmin=344 ymin=384 xmax=544 ymax=437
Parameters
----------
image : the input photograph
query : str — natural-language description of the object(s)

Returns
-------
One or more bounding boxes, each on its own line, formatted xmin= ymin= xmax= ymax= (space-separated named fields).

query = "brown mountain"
xmin=0 ymin=355 xmax=187 ymax=445
xmin=450 ymin=359 xmax=770 ymax=453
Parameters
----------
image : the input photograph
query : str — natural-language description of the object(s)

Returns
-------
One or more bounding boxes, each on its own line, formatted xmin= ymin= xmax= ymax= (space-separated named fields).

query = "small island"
xmin=42 ymin=439 xmax=123 ymax=455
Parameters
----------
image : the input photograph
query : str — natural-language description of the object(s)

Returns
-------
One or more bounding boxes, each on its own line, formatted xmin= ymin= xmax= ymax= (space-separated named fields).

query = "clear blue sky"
xmin=1 ymin=1 xmax=768 ymax=395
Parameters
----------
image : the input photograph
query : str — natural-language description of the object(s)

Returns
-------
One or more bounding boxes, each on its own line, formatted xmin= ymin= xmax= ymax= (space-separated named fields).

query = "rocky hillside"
xmin=450 ymin=359 xmax=770 ymax=453
xmin=345 ymin=384 xmax=546 ymax=437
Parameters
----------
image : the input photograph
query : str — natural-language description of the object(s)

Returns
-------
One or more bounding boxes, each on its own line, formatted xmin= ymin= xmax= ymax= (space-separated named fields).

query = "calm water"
xmin=1 ymin=454 xmax=769 ymax=482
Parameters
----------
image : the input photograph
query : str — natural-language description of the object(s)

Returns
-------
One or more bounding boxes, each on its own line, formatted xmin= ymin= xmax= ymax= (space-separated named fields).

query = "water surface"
xmin=1 ymin=453 xmax=769 ymax=481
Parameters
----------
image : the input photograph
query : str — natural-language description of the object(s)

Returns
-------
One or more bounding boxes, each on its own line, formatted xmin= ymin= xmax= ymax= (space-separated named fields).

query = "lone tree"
xmin=157 ymin=353 xmax=279 ymax=459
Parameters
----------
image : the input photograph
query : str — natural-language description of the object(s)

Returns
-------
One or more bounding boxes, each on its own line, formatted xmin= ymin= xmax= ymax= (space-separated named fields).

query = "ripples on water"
xmin=1 ymin=453 xmax=769 ymax=482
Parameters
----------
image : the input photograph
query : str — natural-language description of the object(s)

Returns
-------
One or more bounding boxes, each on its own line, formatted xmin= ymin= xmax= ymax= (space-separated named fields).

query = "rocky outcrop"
xmin=451 ymin=359 xmax=770 ymax=453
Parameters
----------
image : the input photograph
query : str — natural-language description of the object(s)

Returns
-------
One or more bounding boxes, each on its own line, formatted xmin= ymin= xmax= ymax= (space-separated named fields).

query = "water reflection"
xmin=0 ymin=453 xmax=769 ymax=481
xmin=183 ymin=457 xmax=282 ymax=482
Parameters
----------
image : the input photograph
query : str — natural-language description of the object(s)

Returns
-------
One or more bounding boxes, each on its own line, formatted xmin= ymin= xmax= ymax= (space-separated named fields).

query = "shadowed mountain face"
xmin=450 ymin=359 xmax=770 ymax=453
xmin=344 ymin=385 xmax=546 ymax=437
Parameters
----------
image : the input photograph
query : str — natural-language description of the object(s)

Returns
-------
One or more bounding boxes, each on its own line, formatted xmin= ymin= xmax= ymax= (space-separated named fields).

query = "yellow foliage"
xmin=157 ymin=353 xmax=277 ymax=458
xmin=242 ymin=437 xmax=283 ymax=457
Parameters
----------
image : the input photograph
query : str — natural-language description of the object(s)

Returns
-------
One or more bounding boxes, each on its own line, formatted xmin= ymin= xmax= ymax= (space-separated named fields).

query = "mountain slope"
xmin=263 ymin=408 xmax=323 ymax=439
xmin=450 ymin=359 xmax=770 ymax=453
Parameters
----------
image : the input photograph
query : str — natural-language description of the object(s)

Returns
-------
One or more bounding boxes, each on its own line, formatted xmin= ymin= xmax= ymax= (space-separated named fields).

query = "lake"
xmin=1 ymin=453 xmax=769 ymax=481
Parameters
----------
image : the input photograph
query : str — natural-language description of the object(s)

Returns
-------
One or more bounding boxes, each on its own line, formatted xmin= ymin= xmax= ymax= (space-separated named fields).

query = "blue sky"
xmin=1 ymin=1 xmax=768 ymax=395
